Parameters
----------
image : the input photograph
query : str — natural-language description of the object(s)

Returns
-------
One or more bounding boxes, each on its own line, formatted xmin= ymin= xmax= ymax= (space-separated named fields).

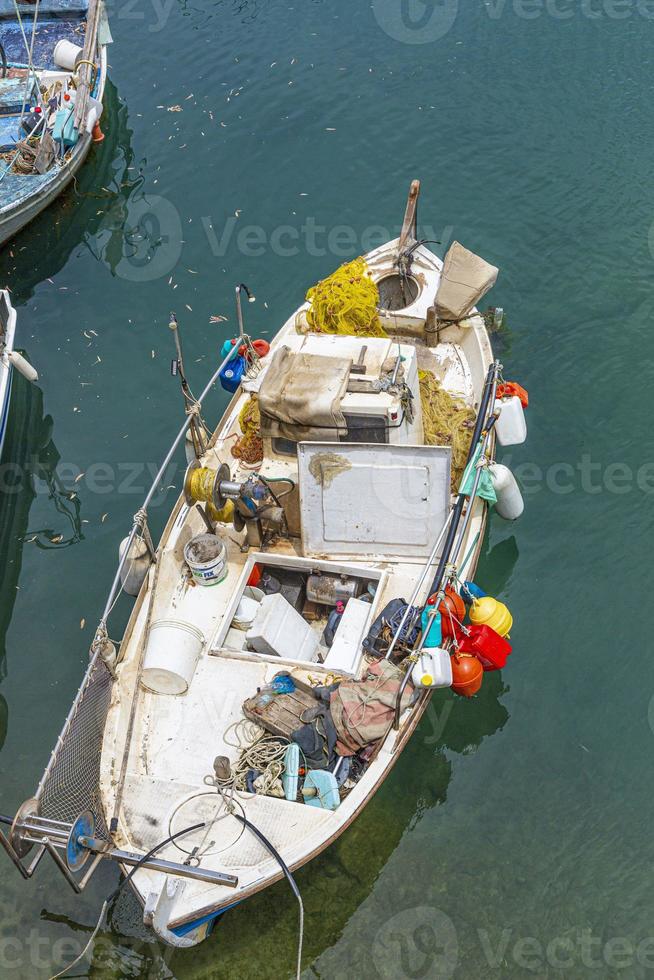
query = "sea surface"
xmin=1 ymin=1 xmax=653 ymax=977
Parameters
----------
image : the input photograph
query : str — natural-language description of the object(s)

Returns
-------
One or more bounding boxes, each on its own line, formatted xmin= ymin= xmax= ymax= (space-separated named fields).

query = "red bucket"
xmin=456 ymin=624 xmax=512 ymax=671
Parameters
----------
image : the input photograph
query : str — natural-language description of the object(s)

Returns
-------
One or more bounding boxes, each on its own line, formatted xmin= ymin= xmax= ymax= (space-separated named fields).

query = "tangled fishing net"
xmin=419 ymin=370 xmax=476 ymax=491
xmin=231 ymin=395 xmax=264 ymax=465
xmin=302 ymin=257 xmax=387 ymax=338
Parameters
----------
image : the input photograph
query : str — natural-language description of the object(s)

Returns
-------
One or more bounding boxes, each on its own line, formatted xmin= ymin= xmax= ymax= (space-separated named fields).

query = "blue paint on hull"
xmin=0 ymin=365 xmax=13 ymax=461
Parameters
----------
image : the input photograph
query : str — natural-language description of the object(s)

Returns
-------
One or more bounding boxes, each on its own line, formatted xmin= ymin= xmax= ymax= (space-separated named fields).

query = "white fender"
xmin=489 ymin=463 xmax=524 ymax=520
xmin=119 ymin=535 xmax=151 ymax=597
xmin=5 ymin=350 xmax=38 ymax=383
xmin=494 ymin=396 xmax=526 ymax=446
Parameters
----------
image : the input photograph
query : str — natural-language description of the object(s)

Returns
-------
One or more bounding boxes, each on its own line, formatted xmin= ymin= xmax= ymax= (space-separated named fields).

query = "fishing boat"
xmin=0 ymin=182 xmax=527 ymax=972
xmin=0 ymin=0 xmax=110 ymax=244
xmin=0 ymin=289 xmax=38 ymax=458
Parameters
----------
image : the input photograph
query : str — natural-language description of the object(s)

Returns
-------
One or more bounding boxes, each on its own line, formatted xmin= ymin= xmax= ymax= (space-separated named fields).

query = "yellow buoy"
xmin=469 ymin=596 xmax=513 ymax=637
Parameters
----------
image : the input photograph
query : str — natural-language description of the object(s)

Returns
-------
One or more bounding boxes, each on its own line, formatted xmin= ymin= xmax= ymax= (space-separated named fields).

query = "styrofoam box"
xmin=246 ymin=593 xmax=319 ymax=662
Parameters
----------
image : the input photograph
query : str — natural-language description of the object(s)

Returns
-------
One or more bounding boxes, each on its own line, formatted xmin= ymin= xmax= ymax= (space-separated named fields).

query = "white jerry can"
xmin=411 ymin=648 xmax=453 ymax=689
xmin=494 ymin=396 xmax=527 ymax=446
xmin=489 ymin=463 xmax=524 ymax=520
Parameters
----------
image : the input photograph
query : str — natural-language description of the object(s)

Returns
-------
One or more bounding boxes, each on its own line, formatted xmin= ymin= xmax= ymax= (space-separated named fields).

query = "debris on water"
xmin=80 ymin=619 xmax=85 ymax=630
xmin=101 ymin=513 xmax=108 ymax=523
xmin=167 ymin=105 xmax=182 ymax=112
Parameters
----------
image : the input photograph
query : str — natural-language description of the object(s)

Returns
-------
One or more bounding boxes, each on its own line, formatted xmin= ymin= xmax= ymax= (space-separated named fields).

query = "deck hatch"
xmin=298 ymin=442 xmax=451 ymax=559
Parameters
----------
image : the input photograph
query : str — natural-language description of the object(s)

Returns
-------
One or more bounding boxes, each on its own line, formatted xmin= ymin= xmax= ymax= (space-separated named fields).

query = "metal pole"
xmin=235 ymin=283 xmax=255 ymax=340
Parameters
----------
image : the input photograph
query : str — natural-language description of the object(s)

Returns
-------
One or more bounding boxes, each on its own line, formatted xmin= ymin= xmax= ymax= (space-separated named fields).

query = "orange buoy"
xmin=429 ymin=586 xmax=465 ymax=639
xmin=450 ymin=652 xmax=483 ymax=698
xmin=92 ymin=120 xmax=105 ymax=143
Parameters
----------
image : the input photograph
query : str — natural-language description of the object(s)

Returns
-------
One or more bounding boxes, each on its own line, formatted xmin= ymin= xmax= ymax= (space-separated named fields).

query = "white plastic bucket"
xmin=142 ymin=619 xmax=204 ymax=695
xmin=184 ymin=533 xmax=227 ymax=586
xmin=53 ymin=39 xmax=83 ymax=70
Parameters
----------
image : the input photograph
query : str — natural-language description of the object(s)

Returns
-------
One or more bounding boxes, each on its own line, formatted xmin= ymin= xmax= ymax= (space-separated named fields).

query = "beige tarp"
xmin=258 ymin=346 xmax=352 ymax=442
xmin=434 ymin=241 xmax=499 ymax=321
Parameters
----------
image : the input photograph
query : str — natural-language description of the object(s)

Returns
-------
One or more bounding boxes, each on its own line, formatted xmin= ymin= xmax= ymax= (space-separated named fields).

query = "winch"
xmin=183 ymin=461 xmax=289 ymax=549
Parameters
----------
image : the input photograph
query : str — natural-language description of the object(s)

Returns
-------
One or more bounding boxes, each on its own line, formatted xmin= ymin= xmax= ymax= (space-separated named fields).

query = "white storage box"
xmin=323 ymin=598 xmax=371 ymax=675
xmin=246 ymin=593 xmax=319 ymax=662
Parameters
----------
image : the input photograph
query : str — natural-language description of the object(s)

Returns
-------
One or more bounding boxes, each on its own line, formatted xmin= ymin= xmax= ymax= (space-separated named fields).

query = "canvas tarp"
xmin=258 ymin=346 xmax=352 ymax=442
xmin=434 ymin=241 xmax=499 ymax=321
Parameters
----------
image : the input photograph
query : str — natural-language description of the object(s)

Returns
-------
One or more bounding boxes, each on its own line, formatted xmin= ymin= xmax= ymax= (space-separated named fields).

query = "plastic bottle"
xmin=494 ymin=395 xmax=527 ymax=446
xmin=323 ymin=601 xmax=345 ymax=647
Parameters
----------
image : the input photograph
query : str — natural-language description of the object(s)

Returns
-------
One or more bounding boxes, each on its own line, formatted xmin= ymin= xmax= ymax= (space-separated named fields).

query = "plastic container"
xmin=420 ymin=607 xmax=442 ymax=648
xmin=489 ymin=463 xmax=524 ymax=520
xmin=246 ymin=593 xmax=319 ymax=662
xmin=411 ymin=648 xmax=453 ymax=689
xmin=469 ymin=596 xmax=512 ymax=637
xmin=142 ymin=619 xmax=204 ymax=695
xmin=184 ymin=533 xmax=227 ymax=586
xmin=494 ymin=396 xmax=527 ymax=446
xmin=462 ymin=580 xmax=487 ymax=603
xmin=53 ymin=106 xmax=78 ymax=147
xmin=53 ymin=39 xmax=83 ymax=70
xmin=231 ymin=595 xmax=260 ymax=630
xmin=219 ymin=355 xmax=247 ymax=393
xmin=457 ymin=624 xmax=512 ymax=671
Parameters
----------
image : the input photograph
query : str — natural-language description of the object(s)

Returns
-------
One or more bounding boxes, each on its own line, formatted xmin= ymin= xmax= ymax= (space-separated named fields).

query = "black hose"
xmin=108 ymin=820 xmax=205 ymax=906
xmin=231 ymin=810 xmax=303 ymax=979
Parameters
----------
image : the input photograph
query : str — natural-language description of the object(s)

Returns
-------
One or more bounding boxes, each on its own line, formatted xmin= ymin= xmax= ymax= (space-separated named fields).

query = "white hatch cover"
xmin=298 ymin=443 xmax=451 ymax=559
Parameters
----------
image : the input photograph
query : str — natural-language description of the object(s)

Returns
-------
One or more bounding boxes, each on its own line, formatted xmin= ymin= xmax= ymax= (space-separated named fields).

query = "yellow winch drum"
xmin=183 ymin=460 xmax=233 ymax=512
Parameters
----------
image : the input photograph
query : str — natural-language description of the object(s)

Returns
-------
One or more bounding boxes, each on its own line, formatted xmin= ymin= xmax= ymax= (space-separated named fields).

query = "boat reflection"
xmin=0 ymin=79 xmax=138 ymax=300
xmin=0 ymin=374 xmax=82 ymax=677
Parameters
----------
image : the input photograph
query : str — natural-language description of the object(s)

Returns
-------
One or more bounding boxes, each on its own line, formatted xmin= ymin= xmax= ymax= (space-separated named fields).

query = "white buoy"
xmin=184 ymin=429 xmax=196 ymax=464
xmin=494 ymin=396 xmax=527 ymax=446
xmin=119 ymin=536 xmax=151 ymax=597
xmin=489 ymin=463 xmax=524 ymax=520
xmin=5 ymin=350 xmax=38 ymax=383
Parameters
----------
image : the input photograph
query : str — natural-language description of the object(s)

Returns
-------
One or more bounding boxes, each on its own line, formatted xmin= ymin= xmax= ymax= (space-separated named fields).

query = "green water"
xmin=1 ymin=1 xmax=654 ymax=976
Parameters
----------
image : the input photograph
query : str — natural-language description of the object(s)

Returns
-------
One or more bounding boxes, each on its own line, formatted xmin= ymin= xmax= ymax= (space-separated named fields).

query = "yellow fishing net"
xmin=419 ymin=370 xmax=476 ymax=492
xmin=231 ymin=395 xmax=264 ymax=465
xmin=303 ymin=257 xmax=387 ymax=337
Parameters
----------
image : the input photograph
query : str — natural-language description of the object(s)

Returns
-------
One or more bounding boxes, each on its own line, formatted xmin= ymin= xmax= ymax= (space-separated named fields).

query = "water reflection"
xmin=0 ymin=374 xmax=81 ymax=674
